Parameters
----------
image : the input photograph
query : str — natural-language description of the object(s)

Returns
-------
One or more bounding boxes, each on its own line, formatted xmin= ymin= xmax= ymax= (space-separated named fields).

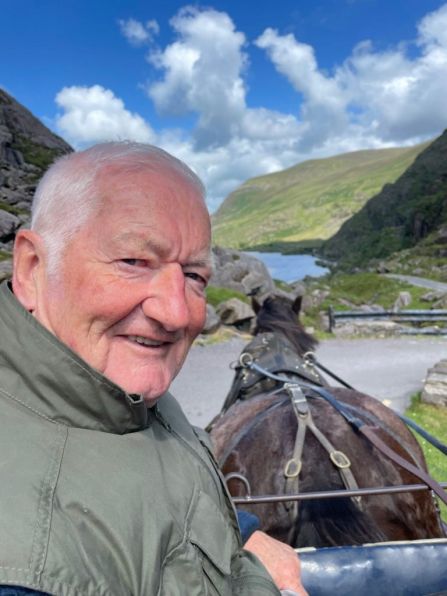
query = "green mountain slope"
xmin=321 ymin=129 xmax=447 ymax=270
xmin=212 ymin=143 xmax=429 ymax=251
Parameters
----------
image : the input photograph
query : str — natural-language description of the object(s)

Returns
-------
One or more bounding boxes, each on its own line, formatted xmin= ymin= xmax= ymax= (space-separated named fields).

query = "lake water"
xmin=245 ymin=251 xmax=329 ymax=283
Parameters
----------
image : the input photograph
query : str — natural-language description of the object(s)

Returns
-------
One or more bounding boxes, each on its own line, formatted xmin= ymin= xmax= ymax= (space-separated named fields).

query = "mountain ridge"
xmin=0 ymin=89 xmax=72 ymax=259
xmin=321 ymin=128 xmax=447 ymax=274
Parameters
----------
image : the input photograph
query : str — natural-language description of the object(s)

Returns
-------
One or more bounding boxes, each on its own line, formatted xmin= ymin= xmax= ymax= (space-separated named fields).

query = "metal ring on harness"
xmin=303 ymin=351 xmax=317 ymax=365
xmin=330 ymin=450 xmax=352 ymax=469
xmin=239 ymin=352 xmax=254 ymax=367
xmin=225 ymin=473 xmax=252 ymax=497
xmin=284 ymin=458 xmax=302 ymax=478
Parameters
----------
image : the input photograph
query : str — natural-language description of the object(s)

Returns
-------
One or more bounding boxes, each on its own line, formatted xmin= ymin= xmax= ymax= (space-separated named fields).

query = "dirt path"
xmin=171 ymin=335 xmax=446 ymax=427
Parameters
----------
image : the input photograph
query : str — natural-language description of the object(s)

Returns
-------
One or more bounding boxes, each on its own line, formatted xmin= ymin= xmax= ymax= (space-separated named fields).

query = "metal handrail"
xmin=232 ymin=482 xmax=447 ymax=505
xmin=328 ymin=306 xmax=447 ymax=332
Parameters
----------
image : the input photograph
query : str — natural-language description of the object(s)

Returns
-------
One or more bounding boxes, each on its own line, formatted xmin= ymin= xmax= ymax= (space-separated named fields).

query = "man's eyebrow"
xmin=185 ymin=253 xmax=213 ymax=271
xmin=113 ymin=231 xmax=170 ymax=257
xmin=113 ymin=232 xmax=213 ymax=270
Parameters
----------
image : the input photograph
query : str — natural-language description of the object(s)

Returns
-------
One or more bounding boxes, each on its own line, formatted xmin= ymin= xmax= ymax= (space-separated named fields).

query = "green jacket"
xmin=0 ymin=282 xmax=279 ymax=596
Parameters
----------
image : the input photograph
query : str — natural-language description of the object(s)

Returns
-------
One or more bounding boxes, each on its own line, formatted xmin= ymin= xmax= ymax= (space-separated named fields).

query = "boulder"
xmin=434 ymin=294 xmax=447 ymax=309
xmin=0 ymin=209 xmax=20 ymax=241
xmin=436 ymin=226 xmax=447 ymax=244
xmin=393 ymin=291 xmax=412 ymax=311
xmin=421 ymin=291 xmax=444 ymax=303
xmin=421 ymin=360 xmax=447 ymax=407
xmin=0 ymin=259 xmax=12 ymax=282
xmin=202 ymin=304 xmax=220 ymax=335
xmin=301 ymin=288 xmax=329 ymax=312
xmin=216 ymin=298 xmax=255 ymax=330
xmin=210 ymin=246 xmax=275 ymax=296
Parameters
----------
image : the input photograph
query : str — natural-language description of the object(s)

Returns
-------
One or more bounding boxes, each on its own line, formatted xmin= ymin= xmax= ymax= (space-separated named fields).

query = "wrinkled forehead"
xmin=91 ymin=161 xmax=211 ymax=251
xmin=95 ymin=160 xmax=205 ymax=203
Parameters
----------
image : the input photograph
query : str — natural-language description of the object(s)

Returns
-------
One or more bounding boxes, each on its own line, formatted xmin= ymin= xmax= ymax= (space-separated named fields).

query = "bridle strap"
xmin=285 ymin=385 xmax=360 ymax=504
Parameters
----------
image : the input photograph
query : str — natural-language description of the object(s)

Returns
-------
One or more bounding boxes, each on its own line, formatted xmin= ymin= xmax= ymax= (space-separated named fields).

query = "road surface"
xmin=385 ymin=274 xmax=447 ymax=292
xmin=171 ymin=335 xmax=446 ymax=427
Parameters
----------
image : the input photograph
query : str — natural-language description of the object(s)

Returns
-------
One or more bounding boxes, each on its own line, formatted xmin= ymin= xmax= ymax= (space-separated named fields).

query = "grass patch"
xmin=304 ymin=272 xmax=429 ymax=319
xmin=273 ymin=278 xmax=295 ymax=292
xmin=323 ymin=272 xmax=428 ymax=309
xmin=12 ymin=136 xmax=62 ymax=172
xmin=246 ymin=240 xmax=323 ymax=254
xmin=405 ymin=394 xmax=447 ymax=520
xmin=206 ymin=285 xmax=249 ymax=308
xmin=0 ymin=202 xmax=28 ymax=216
xmin=194 ymin=326 xmax=250 ymax=346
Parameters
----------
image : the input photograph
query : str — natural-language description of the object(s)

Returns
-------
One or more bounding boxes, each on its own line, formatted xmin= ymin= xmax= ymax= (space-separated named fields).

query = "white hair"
xmin=31 ymin=141 xmax=206 ymax=272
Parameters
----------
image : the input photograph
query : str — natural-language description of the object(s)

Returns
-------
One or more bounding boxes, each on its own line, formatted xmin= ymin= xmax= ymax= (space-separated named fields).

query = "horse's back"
xmin=210 ymin=387 xmax=445 ymax=546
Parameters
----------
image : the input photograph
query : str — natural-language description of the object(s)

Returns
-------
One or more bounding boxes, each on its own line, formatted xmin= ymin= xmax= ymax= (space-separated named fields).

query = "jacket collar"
xmin=0 ymin=282 xmax=151 ymax=433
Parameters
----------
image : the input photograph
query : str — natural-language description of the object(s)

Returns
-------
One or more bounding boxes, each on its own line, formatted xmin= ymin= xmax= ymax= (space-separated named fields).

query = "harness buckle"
xmin=330 ymin=450 xmax=351 ymax=469
xmin=284 ymin=458 xmax=302 ymax=478
xmin=285 ymin=384 xmax=309 ymax=415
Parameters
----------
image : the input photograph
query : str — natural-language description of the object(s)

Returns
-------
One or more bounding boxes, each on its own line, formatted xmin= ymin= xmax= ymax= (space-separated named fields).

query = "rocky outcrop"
xmin=210 ymin=246 xmax=275 ymax=296
xmin=421 ymin=360 xmax=447 ymax=407
xmin=0 ymin=89 xmax=73 ymax=255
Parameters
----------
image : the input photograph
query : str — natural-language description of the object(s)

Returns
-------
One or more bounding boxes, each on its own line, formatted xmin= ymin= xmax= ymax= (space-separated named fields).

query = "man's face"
xmin=33 ymin=165 xmax=212 ymax=404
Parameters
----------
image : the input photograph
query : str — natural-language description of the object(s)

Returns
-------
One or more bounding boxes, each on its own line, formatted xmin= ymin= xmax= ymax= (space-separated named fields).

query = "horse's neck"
xmin=244 ymin=332 xmax=302 ymax=376
xmin=250 ymin=330 xmax=295 ymax=354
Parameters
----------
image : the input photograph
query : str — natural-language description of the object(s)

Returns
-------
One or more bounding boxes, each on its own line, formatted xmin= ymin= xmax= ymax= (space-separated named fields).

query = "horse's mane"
xmin=254 ymin=295 xmax=318 ymax=356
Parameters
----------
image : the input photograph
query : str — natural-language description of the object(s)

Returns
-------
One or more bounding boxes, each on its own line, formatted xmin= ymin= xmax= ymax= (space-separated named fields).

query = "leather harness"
xmin=221 ymin=332 xmax=323 ymax=412
xmin=221 ymin=333 xmax=362 ymax=521
xmin=284 ymin=383 xmax=360 ymax=522
xmin=220 ymin=332 xmax=447 ymax=515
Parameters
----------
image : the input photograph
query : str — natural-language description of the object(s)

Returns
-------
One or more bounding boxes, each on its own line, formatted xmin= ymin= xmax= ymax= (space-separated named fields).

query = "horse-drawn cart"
xmin=207 ymin=294 xmax=447 ymax=595
xmin=233 ymin=488 xmax=447 ymax=595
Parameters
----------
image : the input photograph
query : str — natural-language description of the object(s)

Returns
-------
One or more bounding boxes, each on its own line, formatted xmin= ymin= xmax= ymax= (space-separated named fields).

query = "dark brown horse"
xmin=209 ymin=294 xmax=446 ymax=548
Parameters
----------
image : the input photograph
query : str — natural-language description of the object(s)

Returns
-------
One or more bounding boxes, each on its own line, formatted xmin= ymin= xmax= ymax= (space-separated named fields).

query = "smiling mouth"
xmin=128 ymin=335 xmax=168 ymax=348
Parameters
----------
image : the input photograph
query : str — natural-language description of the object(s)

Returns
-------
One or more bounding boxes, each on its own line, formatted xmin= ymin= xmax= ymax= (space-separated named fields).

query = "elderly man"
xmin=0 ymin=142 xmax=306 ymax=595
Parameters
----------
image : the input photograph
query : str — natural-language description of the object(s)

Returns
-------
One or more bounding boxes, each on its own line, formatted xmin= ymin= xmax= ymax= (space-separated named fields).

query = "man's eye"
xmin=121 ymin=259 xmax=146 ymax=267
xmin=185 ymin=272 xmax=207 ymax=286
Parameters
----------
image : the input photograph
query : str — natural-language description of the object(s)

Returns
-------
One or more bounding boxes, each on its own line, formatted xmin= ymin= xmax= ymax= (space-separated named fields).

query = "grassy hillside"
xmin=322 ymin=130 xmax=447 ymax=271
xmin=212 ymin=143 xmax=429 ymax=251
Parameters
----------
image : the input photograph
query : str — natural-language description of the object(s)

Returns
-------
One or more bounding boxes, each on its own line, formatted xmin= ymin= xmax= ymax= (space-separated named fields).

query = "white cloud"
xmin=418 ymin=2 xmax=447 ymax=49
xmin=55 ymin=85 xmax=155 ymax=145
xmin=119 ymin=18 xmax=159 ymax=46
xmin=146 ymin=7 xmax=249 ymax=149
xmin=54 ymin=5 xmax=447 ymax=212
xmin=256 ymin=3 xmax=447 ymax=147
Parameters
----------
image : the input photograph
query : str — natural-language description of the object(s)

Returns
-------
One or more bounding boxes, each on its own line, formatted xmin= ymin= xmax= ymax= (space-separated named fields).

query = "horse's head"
xmin=251 ymin=293 xmax=317 ymax=356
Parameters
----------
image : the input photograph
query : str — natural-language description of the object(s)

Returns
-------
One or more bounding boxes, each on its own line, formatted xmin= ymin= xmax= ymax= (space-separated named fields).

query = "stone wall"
xmin=421 ymin=359 xmax=447 ymax=407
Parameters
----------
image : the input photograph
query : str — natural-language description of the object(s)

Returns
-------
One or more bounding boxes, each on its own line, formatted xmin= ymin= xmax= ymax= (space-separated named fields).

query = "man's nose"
xmin=142 ymin=264 xmax=190 ymax=331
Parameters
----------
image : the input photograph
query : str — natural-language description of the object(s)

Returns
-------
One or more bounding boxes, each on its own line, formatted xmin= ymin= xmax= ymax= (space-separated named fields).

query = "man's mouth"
xmin=128 ymin=335 xmax=167 ymax=347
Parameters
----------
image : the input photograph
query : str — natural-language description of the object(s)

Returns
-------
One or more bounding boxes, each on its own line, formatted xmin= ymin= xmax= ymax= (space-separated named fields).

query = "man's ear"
xmin=12 ymin=230 xmax=47 ymax=312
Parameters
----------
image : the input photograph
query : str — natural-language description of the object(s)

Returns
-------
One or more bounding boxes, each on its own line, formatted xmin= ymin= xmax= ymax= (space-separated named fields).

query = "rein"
xmin=244 ymin=360 xmax=447 ymax=507
xmin=302 ymin=351 xmax=355 ymax=390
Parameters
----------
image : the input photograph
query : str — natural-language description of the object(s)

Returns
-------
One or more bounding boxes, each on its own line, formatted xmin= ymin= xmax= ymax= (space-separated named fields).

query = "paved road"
xmin=385 ymin=274 xmax=447 ymax=292
xmin=171 ymin=335 xmax=446 ymax=427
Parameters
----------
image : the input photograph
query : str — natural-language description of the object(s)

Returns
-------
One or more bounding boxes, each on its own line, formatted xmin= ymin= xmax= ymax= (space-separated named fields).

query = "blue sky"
xmin=2 ymin=0 xmax=447 ymax=211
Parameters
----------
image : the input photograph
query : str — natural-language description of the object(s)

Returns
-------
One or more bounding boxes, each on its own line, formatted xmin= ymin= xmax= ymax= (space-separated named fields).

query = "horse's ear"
xmin=292 ymin=294 xmax=303 ymax=315
xmin=252 ymin=296 xmax=262 ymax=314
